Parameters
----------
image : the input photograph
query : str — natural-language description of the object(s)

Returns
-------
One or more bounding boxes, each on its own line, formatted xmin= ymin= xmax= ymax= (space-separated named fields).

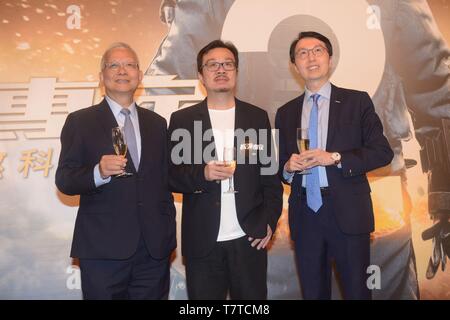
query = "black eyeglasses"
xmin=202 ymin=61 xmax=236 ymax=72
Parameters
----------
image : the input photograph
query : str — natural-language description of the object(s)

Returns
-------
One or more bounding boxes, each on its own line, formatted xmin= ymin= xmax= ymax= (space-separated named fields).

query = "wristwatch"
xmin=331 ymin=152 xmax=341 ymax=165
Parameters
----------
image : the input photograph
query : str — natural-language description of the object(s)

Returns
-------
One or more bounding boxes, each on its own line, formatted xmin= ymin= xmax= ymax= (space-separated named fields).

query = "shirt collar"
xmin=304 ymin=81 xmax=331 ymax=102
xmin=105 ymin=95 xmax=137 ymax=119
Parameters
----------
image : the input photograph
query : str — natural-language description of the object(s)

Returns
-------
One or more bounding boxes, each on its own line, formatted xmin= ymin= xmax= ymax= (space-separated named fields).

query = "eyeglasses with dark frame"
xmin=295 ymin=46 xmax=328 ymax=60
xmin=202 ymin=61 xmax=236 ymax=72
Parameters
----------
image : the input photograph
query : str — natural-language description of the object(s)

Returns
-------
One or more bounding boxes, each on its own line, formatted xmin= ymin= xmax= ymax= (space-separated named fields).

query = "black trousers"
xmin=185 ymin=236 xmax=267 ymax=300
xmin=294 ymin=193 xmax=371 ymax=300
xmin=79 ymin=235 xmax=170 ymax=300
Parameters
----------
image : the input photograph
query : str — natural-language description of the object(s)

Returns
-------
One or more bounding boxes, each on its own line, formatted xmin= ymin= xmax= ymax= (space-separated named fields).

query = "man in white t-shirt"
xmin=168 ymin=40 xmax=283 ymax=299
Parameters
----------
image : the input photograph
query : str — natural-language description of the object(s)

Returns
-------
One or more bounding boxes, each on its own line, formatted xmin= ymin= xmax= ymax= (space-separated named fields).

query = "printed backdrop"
xmin=0 ymin=0 xmax=449 ymax=299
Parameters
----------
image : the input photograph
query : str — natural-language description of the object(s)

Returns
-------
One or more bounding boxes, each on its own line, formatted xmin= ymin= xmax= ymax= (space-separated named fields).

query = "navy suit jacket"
xmin=275 ymin=84 xmax=394 ymax=236
xmin=56 ymin=99 xmax=176 ymax=260
xmin=168 ymin=98 xmax=283 ymax=258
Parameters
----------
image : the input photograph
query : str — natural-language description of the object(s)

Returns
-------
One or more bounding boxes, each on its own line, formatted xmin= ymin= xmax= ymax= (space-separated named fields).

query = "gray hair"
xmin=100 ymin=42 xmax=140 ymax=70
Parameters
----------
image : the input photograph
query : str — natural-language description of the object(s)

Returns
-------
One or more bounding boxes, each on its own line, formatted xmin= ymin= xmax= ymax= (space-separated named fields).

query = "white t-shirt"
xmin=208 ymin=107 xmax=245 ymax=242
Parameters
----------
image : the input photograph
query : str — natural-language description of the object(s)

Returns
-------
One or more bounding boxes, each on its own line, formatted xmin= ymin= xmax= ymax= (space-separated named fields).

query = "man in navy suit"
xmin=56 ymin=43 xmax=176 ymax=299
xmin=275 ymin=31 xmax=393 ymax=299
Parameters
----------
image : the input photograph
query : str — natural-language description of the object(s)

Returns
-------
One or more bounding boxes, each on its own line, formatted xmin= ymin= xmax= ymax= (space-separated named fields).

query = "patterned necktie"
xmin=120 ymin=108 xmax=139 ymax=171
xmin=306 ymin=94 xmax=322 ymax=213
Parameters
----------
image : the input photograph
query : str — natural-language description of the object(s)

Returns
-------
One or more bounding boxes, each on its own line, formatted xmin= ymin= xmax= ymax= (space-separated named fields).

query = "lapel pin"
xmin=335 ymin=100 xmax=341 ymax=103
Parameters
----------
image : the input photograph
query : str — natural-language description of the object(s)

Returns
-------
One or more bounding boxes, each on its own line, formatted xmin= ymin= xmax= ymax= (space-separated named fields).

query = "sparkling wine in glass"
xmin=223 ymin=147 xmax=237 ymax=194
xmin=297 ymin=128 xmax=311 ymax=175
xmin=112 ymin=127 xmax=133 ymax=177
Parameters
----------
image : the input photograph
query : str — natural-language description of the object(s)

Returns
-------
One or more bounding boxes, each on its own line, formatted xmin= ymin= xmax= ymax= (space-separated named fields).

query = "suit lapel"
xmin=292 ymin=94 xmax=305 ymax=186
xmin=196 ymin=99 xmax=222 ymax=193
xmin=234 ymin=98 xmax=246 ymax=149
xmin=136 ymin=105 xmax=149 ymax=173
xmin=234 ymin=98 xmax=245 ymax=131
xmin=197 ymin=99 xmax=217 ymax=162
xmin=326 ymin=84 xmax=340 ymax=150
xmin=233 ymin=99 xmax=246 ymax=193
xmin=197 ymin=99 xmax=213 ymax=130
xmin=296 ymin=94 xmax=305 ymax=133
xmin=95 ymin=98 xmax=119 ymax=153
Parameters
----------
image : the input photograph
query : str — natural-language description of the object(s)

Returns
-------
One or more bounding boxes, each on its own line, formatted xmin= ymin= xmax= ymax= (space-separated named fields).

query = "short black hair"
xmin=289 ymin=31 xmax=333 ymax=63
xmin=197 ymin=40 xmax=239 ymax=74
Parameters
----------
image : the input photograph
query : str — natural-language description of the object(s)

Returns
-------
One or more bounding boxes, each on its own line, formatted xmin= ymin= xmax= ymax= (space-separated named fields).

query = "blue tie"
xmin=306 ymin=94 xmax=322 ymax=213
xmin=120 ymin=108 xmax=139 ymax=171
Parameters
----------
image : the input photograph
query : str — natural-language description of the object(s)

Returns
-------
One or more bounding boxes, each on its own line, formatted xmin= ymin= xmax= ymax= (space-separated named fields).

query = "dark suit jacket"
xmin=168 ymin=98 xmax=283 ymax=258
xmin=275 ymin=84 xmax=394 ymax=237
xmin=56 ymin=99 xmax=176 ymax=260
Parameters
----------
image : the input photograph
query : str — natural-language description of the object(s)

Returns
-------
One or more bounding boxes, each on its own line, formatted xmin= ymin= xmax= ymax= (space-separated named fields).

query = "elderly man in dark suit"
xmin=275 ymin=31 xmax=393 ymax=299
xmin=56 ymin=42 xmax=176 ymax=300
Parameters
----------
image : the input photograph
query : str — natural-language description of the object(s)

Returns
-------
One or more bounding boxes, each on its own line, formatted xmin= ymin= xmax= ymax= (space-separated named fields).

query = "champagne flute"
xmin=297 ymin=128 xmax=311 ymax=175
xmin=112 ymin=127 xmax=133 ymax=177
xmin=223 ymin=146 xmax=237 ymax=194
